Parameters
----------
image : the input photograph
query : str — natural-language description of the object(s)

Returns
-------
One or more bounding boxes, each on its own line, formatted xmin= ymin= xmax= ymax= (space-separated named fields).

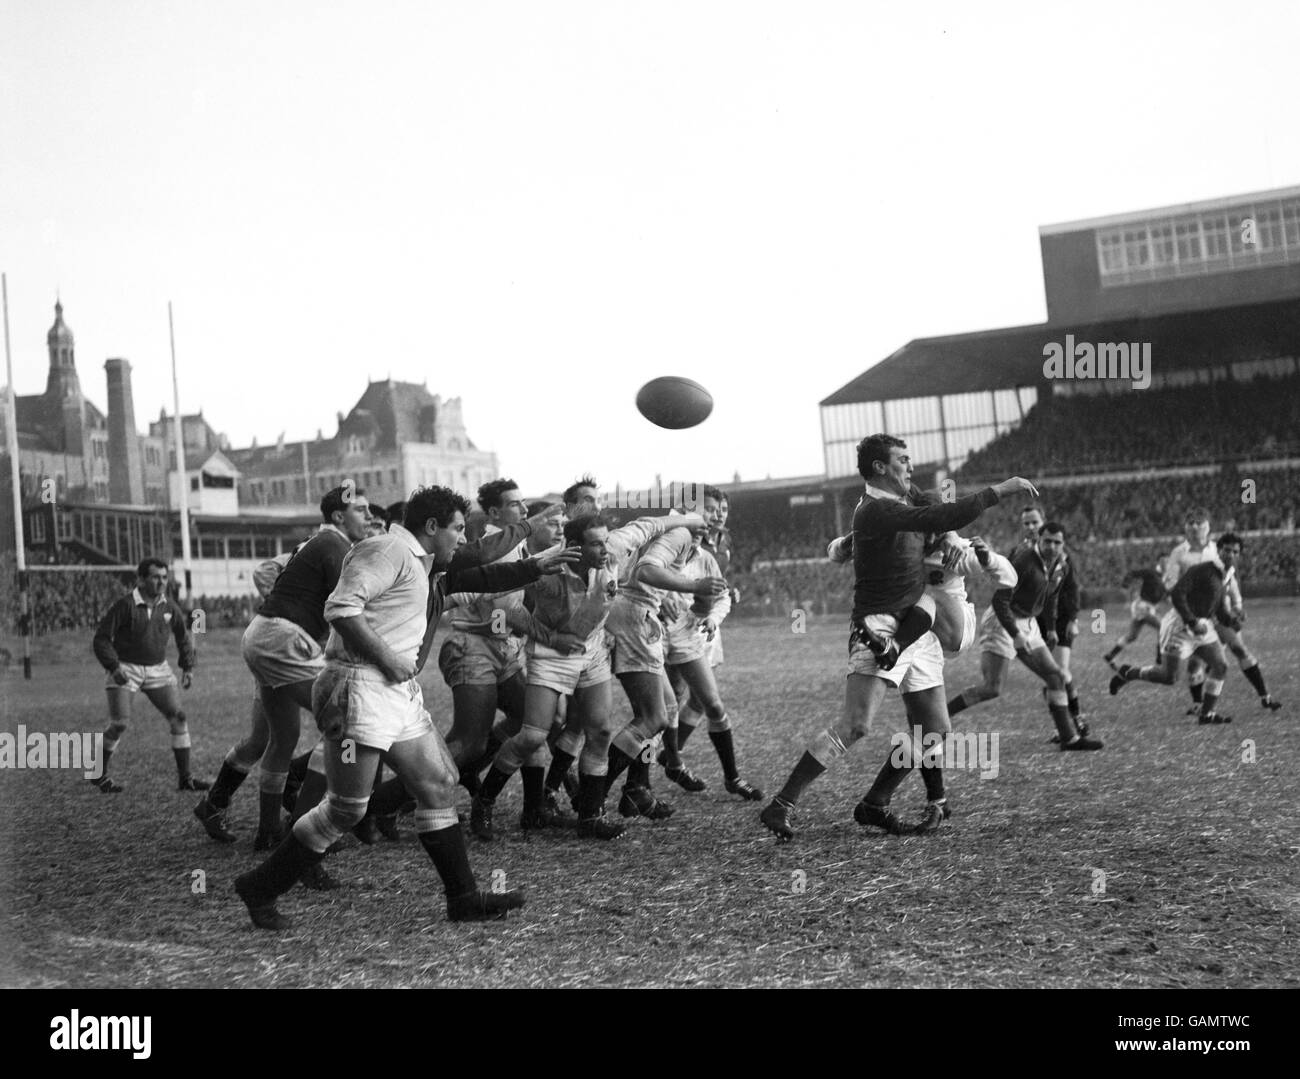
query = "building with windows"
xmin=225 ymin=379 xmax=498 ymax=512
xmin=820 ymin=185 xmax=1300 ymax=482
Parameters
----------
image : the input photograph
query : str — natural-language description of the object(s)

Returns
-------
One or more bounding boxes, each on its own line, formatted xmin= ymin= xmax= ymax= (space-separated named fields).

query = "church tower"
xmin=45 ymin=299 xmax=85 ymax=457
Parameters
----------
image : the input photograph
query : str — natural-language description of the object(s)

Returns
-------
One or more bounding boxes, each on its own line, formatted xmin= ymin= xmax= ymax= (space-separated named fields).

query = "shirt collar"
xmin=484 ymin=523 xmax=502 ymax=536
xmin=387 ymin=523 xmax=435 ymax=565
xmin=864 ymin=482 xmax=905 ymax=503
xmin=132 ymin=587 xmax=163 ymax=608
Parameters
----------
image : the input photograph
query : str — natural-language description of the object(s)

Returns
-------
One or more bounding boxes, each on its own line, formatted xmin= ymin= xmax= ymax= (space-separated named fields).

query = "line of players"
xmin=86 ymin=446 xmax=1285 ymax=922
xmin=168 ymin=476 xmax=763 ymax=927
xmin=1105 ymin=506 xmax=1282 ymax=721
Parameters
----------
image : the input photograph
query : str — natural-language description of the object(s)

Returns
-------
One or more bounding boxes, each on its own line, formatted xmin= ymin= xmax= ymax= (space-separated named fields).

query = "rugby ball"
xmin=635 ymin=376 xmax=713 ymax=430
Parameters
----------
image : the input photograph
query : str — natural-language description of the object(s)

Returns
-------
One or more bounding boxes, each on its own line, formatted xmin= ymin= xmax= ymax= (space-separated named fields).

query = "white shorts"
xmin=930 ymin=592 xmax=977 ymax=656
xmin=437 ymin=629 xmax=525 ymax=687
xmin=664 ymin=617 xmax=709 ymax=665
xmin=1130 ymin=599 xmax=1161 ymax=622
xmin=311 ymin=665 xmax=434 ymax=752
xmin=242 ymin=615 xmax=325 ymax=689
xmin=706 ymin=629 xmax=724 ymax=667
xmin=847 ymin=616 xmax=945 ymax=692
xmin=606 ymin=601 xmax=666 ymax=676
xmin=978 ymin=606 xmax=1045 ymax=660
xmin=526 ymin=637 xmax=612 ymax=695
xmin=1159 ymin=609 xmax=1220 ymax=661
xmin=106 ymin=661 xmax=177 ymax=692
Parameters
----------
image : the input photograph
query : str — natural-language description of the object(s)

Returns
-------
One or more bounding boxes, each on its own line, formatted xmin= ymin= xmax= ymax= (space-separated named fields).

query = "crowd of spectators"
xmin=959 ymin=373 xmax=1300 ymax=478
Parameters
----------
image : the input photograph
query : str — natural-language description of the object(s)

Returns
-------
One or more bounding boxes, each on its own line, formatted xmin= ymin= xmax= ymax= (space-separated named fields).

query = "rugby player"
xmin=200 ymin=485 xmax=372 ymax=850
xmin=673 ymin=488 xmax=735 ymax=745
xmin=1041 ymin=532 xmax=1085 ymax=728
xmin=89 ymin=558 xmax=206 ymax=793
xmin=1104 ymin=561 xmax=1168 ymax=669
xmin=192 ymin=536 xmax=306 ymax=841
xmin=1109 ymin=533 xmax=1243 ymax=724
xmin=601 ymin=514 xmax=729 ymax=819
xmin=234 ymin=486 xmax=579 ymax=929
xmin=947 ymin=521 xmax=1102 ymax=750
xmin=1215 ymin=549 xmax=1283 ymax=712
xmin=439 ymin=480 xmax=557 ymax=788
xmin=759 ymin=433 xmax=1038 ymax=842
xmin=658 ymin=493 xmax=763 ymax=799
xmin=1162 ymin=509 xmax=1219 ymax=714
xmin=470 ymin=510 xmax=708 ymax=840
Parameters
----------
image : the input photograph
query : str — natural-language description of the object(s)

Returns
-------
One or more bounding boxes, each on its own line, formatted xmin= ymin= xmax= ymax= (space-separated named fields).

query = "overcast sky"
xmin=4 ymin=1 xmax=1298 ymax=494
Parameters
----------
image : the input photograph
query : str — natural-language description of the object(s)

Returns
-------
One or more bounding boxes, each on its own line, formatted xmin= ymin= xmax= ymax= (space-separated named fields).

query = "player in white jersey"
xmin=1163 ymin=508 xmax=1221 ymax=714
xmin=658 ymin=494 xmax=764 ymax=800
xmin=603 ymin=518 xmax=728 ymax=818
xmin=470 ymin=510 xmax=707 ymax=839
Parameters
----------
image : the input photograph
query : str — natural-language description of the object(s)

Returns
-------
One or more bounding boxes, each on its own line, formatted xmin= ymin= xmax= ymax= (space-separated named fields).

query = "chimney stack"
xmin=105 ymin=358 xmax=144 ymax=504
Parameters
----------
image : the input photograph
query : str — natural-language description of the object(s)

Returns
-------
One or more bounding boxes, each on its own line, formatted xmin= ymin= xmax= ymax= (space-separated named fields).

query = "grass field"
xmin=2 ymin=602 xmax=1297 ymax=989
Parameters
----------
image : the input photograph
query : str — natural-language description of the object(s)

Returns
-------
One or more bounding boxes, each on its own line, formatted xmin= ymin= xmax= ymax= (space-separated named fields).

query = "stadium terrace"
xmin=1042 ymin=336 xmax=1152 ymax=389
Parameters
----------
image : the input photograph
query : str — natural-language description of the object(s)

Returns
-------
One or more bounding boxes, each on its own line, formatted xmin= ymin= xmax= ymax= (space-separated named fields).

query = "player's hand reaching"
xmin=993 ymin=477 xmax=1040 ymax=500
xmin=552 ymin=632 xmax=585 ymax=656
xmin=110 ymin=666 xmax=129 ymax=687
xmin=1186 ymin=618 xmax=1207 ymax=635
xmin=181 ymin=670 xmax=193 ymax=690
xmin=526 ymin=501 xmax=565 ymax=530
xmin=1045 ymin=631 xmax=1058 ymax=649
xmin=692 ymin=576 xmax=728 ymax=599
xmin=698 ymin=618 xmax=717 ymax=641
xmin=969 ymin=536 xmax=991 ymax=567
xmin=1012 ymin=632 xmax=1030 ymax=653
xmin=528 ymin=546 xmax=582 ymax=575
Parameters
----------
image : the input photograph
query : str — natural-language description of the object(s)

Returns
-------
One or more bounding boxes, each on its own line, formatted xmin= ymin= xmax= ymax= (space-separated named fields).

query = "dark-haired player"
xmin=658 ymin=494 xmax=763 ymax=799
xmin=439 ymin=479 xmax=550 ymax=797
xmin=90 ymin=558 xmax=206 ymax=793
xmin=197 ymin=485 xmax=372 ymax=848
xmin=1109 ymin=533 xmax=1242 ymax=724
xmin=234 ymin=486 xmax=578 ymax=929
xmin=1040 ymin=533 xmax=1085 ymax=729
xmin=760 ymin=434 xmax=1038 ymax=842
xmin=1104 ymin=561 xmax=1168 ymax=669
xmin=946 ymin=522 xmax=1102 ymax=750
xmin=1215 ymin=552 xmax=1283 ymax=712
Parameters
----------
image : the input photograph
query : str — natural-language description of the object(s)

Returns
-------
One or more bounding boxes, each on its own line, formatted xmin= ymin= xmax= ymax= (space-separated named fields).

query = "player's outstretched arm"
xmin=827 ymin=534 xmax=853 ymax=563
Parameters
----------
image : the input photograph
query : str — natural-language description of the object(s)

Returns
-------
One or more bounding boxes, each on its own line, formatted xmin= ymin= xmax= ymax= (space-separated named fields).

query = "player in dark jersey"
xmin=1109 ymin=534 xmax=1241 ymax=724
xmin=947 ymin=522 xmax=1102 ymax=750
xmin=89 ymin=558 xmax=204 ymax=793
xmin=759 ymin=434 xmax=1036 ymax=842
xmin=1104 ymin=564 xmax=1167 ymax=668
xmin=194 ymin=485 xmax=371 ymax=848
xmin=1039 ymin=539 xmax=1084 ymax=728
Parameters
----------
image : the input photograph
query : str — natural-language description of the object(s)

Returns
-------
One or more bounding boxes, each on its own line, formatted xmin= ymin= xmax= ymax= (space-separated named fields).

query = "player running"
xmin=1109 ymin=533 xmax=1244 ymax=724
xmin=1104 ymin=561 xmax=1168 ymax=669
xmin=89 ymin=558 xmax=206 ymax=793
xmin=946 ymin=521 xmax=1103 ymax=750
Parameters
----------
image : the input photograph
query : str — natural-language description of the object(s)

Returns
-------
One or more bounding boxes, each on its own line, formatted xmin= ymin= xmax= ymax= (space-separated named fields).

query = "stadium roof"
xmin=820 ymin=296 xmax=1300 ymax=405
xmin=1038 ymin=183 xmax=1300 ymax=237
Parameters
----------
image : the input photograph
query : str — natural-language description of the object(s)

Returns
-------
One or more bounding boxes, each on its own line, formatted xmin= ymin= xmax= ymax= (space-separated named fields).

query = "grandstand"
xmin=729 ymin=186 xmax=1300 ymax=616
